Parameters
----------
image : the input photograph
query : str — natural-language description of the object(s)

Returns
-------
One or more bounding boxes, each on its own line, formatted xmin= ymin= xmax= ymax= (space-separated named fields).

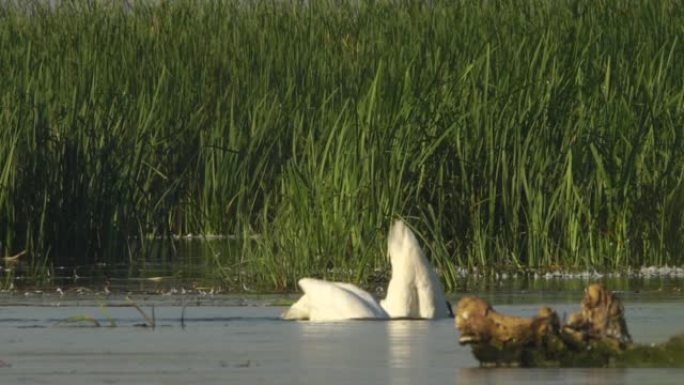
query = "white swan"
xmin=281 ymin=219 xmax=451 ymax=321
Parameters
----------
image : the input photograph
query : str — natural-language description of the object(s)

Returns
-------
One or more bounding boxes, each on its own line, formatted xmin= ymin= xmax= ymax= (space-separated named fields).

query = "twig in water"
xmin=126 ymin=296 xmax=156 ymax=328
xmin=3 ymin=250 xmax=26 ymax=263
xmin=99 ymin=304 xmax=117 ymax=327
xmin=56 ymin=315 xmax=101 ymax=327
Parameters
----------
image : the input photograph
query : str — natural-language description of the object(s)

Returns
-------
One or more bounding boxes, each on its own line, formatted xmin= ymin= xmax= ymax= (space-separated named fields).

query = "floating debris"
xmin=456 ymin=284 xmax=684 ymax=367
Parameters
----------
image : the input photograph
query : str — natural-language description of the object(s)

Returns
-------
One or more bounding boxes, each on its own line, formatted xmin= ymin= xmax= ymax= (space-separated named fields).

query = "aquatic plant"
xmin=1 ymin=0 xmax=683 ymax=290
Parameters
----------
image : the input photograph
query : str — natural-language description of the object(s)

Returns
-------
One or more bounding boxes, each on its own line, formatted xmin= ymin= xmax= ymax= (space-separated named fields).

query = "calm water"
xmin=1 ymin=289 xmax=683 ymax=385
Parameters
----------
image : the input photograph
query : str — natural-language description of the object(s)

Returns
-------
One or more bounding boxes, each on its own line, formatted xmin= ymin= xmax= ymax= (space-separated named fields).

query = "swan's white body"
xmin=281 ymin=278 xmax=389 ymax=321
xmin=281 ymin=220 xmax=450 ymax=321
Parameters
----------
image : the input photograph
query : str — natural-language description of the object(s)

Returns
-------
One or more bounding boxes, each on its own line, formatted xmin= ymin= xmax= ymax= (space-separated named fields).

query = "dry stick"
xmin=57 ymin=315 xmax=101 ymax=327
xmin=127 ymin=297 xmax=156 ymax=328
xmin=3 ymin=250 xmax=26 ymax=262
xmin=99 ymin=304 xmax=118 ymax=327
xmin=180 ymin=301 xmax=187 ymax=330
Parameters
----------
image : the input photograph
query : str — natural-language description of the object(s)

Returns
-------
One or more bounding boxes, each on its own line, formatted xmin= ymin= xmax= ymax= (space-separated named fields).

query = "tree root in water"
xmin=456 ymin=283 xmax=683 ymax=367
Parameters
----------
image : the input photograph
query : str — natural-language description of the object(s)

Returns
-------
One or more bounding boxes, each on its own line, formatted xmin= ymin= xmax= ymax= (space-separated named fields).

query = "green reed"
xmin=1 ymin=0 xmax=683 ymax=290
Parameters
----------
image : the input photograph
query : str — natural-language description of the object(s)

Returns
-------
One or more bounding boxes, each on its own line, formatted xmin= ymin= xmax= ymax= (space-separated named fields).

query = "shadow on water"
xmin=455 ymin=367 xmax=684 ymax=385
xmin=4 ymin=235 xmax=684 ymax=298
xmin=4 ymin=238 xmax=242 ymax=293
xmin=2 ymin=227 xmax=681 ymax=309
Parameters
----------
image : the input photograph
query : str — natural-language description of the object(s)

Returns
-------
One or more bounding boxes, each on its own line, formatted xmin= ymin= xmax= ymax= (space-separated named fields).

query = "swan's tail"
xmin=386 ymin=219 xmax=451 ymax=319
xmin=387 ymin=219 xmax=421 ymax=267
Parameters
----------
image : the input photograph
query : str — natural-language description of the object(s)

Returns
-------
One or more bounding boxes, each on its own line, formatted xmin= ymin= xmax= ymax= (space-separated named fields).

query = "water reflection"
xmin=284 ymin=321 xmax=391 ymax=384
xmin=387 ymin=320 xmax=437 ymax=385
xmin=387 ymin=320 xmax=429 ymax=367
xmin=456 ymin=368 xmax=630 ymax=385
xmin=286 ymin=319 xmax=463 ymax=384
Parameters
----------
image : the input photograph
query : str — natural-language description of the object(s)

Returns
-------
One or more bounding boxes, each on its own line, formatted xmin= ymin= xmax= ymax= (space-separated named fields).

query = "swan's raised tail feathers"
xmin=387 ymin=219 xmax=420 ymax=265
xmin=385 ymin=219 xmax=451 ymax=319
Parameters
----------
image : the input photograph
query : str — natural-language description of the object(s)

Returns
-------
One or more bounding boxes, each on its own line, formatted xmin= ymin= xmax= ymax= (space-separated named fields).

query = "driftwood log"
xmin=456 ymin=284 xmax=684 ymax=367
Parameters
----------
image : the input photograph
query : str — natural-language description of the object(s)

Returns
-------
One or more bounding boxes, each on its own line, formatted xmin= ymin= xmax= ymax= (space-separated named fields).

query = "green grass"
xmin=1 ymin=0 xmax=684 ymax=291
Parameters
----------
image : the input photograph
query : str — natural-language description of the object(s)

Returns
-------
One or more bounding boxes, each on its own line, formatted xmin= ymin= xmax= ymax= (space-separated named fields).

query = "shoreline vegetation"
xmin=1 ymin=0 xmax=684 ymax=291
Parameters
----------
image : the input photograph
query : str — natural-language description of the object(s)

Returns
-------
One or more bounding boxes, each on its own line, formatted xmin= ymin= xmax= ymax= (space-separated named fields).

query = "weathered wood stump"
xmin=456 ymin=284 xmax=684 ymax=367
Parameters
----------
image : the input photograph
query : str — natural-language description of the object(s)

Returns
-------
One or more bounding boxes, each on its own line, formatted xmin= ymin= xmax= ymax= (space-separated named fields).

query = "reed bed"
xmin=1 ymin=0 xmax=683 ymax=290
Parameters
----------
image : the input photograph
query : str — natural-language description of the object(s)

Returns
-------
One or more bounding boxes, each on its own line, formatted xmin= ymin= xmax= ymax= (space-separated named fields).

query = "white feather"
xmin=281 ymin=278 xmax=388 ymax=321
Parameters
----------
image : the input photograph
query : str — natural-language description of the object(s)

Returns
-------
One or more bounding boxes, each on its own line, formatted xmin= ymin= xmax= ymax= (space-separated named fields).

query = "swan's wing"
xmin=332 ymin=282 xmax=382 ymax=309
xmin=296 ymin=278 xmax=388 ymax=321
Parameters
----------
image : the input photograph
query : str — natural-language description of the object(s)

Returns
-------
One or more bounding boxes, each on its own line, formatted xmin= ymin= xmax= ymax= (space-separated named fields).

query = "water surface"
xmin=1 ymin=289 xmax=683 ymax=385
